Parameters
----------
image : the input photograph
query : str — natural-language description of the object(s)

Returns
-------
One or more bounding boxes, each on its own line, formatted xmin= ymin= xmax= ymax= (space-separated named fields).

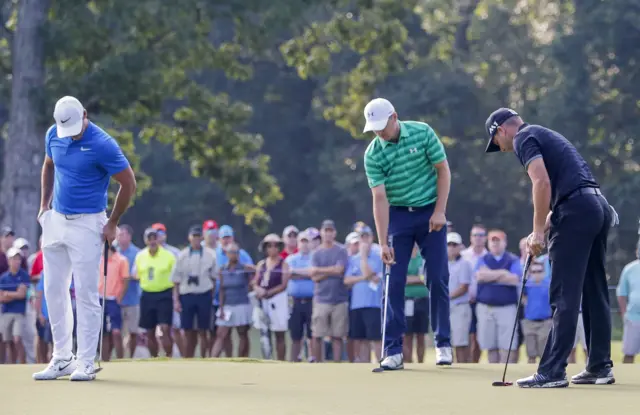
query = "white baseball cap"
xmin=363 ymin=98 xmax=395 ymax=133
xmin=6 ymin=247 xmax=21 ymax=258
xmin=53 ymin=96 xmax=85 ymax=138
xmin=447 ymin=232 xmax=463 ymax=245
xmin=345 ymin=232 xmax=360 ymax=245
xmin=13 ymin=238 xmax=29 ymax=249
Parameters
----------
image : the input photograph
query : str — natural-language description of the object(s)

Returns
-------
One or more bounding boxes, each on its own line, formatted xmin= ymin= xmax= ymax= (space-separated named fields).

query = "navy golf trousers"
xmin=538 ymin=192 xmax=613 ymax=377
xmin=384 ymin=203 xmax=451 ymax=356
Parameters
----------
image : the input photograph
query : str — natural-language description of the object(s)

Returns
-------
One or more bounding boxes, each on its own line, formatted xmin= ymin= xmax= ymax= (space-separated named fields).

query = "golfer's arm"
xmin=618 ymin=296 xmax=627 ymax=316
xmin=527 ymin=158 xmax=551 ymax=234
xmin=40 ymin=156 xmax=55 ymax=210
xmin=433 ymin=160 xmax=451 ymax=214
xmin=108 ymin=167 xmax=137 ymax=225
xmin=371 ymin=185 xmax=389 ymax=246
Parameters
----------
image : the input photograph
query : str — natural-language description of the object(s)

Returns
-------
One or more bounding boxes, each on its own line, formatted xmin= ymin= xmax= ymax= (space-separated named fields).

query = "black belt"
xmin=390 ymin=204 xmax=433 ymax=212
xmin=557 ymin=187 xmax=602 ymax=207
xmin=293 ymin=297 xmax=313 ymax=304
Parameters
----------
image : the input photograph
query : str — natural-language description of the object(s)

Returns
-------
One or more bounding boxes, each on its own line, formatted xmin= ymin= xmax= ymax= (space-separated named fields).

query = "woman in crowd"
xmin=212 ymin=243 xmax=254 ymax=357
xmin=252 ymin=234 xmax=290 ymax=361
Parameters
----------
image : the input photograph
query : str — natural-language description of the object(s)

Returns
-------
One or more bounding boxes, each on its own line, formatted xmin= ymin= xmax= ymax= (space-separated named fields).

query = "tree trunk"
xmin=0 ymin=0 xmax=50 ymax=247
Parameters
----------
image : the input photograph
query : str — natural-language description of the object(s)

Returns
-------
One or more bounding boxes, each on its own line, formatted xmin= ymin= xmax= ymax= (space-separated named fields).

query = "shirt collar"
xmin=378 ymin=121 xmax=407 ymax=149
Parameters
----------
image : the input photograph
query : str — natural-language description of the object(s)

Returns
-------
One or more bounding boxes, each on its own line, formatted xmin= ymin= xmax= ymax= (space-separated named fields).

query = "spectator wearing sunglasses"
xmin=280 ymin=226 xmax=299 ymax=260
xmin=521 ymin=258 xmax=552 ymax=363
xmin=461 ymin=223 xmax=488 ymax=363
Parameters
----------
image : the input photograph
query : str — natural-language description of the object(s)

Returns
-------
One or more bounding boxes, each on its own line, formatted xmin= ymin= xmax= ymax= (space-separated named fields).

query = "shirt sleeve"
xmin=98 ymin=137 xmax=130 ymax=176
xmin=510 ymin=259 xmax=523 ymax=278
xmin=617 ymin=266 xmax=630 ymax=297
xmin=364 ymin=149 xmax=385 ymax=189
xmin=424 ymin=125 xmax=447 ymax=164
xmin=239 ymin=250 xmax=254 ymax=266
xmin=45 ymin=126 xmax=54 ymax=158
xmin=514 ymin=135 xmax=543 ymax=169
xmin=460 ymin=260 xmax=472 ymax=285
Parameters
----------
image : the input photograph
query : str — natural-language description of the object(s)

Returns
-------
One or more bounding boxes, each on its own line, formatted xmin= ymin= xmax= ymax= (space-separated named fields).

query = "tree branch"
xmin=0 ymin=8 xmax=14 ymax=44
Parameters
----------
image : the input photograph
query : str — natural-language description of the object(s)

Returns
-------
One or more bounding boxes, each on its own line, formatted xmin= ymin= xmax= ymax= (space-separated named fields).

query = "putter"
xmin=95 ymin=240 xmax=109 ymax=374
xmin=492 ymin=254 xmax=533 ymax=387
xmin=372 ymin=262 xmax=392 ymax=373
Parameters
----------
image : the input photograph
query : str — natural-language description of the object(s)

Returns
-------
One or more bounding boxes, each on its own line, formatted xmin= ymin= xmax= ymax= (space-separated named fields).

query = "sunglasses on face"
xmin=530 ymin=269 xmax=544 ymax=274
xmin=472 ymin=232 xmax=486 ymax=237
xmin=265 ymin=243 xmax=279 ymax=248
xmin=447 ymin=243 xmax=459 ymax=247
xmin=226 ymin=250 xmax=238 ymax=254
xmin=287 ymin=232 xmax=298 ymax=238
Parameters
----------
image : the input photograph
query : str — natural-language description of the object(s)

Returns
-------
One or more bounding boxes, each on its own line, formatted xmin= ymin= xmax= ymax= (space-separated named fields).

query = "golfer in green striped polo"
xmin=363 ymin=97 xmax=452 ymax=369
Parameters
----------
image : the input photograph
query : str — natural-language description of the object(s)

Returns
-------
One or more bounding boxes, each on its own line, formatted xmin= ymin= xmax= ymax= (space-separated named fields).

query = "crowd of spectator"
xmin=0 ymin=219 xmax=639 ymax=365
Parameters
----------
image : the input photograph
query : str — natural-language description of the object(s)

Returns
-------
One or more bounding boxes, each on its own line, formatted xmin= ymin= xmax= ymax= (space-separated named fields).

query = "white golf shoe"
xmin=380 ymin=353 xmax=404 ymax=370
xmin=435 ymin=347 xmax=453 ymax=366
xmin=70 ymin=361 xmax=97 ymax=381
xmin=33 ymin=356 xmax=77 ymax=380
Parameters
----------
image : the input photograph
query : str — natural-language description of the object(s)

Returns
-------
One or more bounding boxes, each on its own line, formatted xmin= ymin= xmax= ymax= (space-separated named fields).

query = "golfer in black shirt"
xmin=484 ymin=108 xmax=617 ymax=388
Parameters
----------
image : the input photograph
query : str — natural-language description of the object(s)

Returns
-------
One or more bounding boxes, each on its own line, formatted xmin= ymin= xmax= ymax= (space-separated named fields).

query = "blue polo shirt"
xmin=286 ymin=252 xmax=314 ymax=298
xmin=46 ymin=122 xmax=130 ymax=215
xmin=118 ymin=243 xmax=141 ymax=306
xmin=617 ymin=259 xmax=640 ymax=322
xmin=0 ymin=269 xmax=30 ymax=314
xmin=513 ymin=123 xmax=599 ymax=210
xmin=346 ymin=252 xmax=383 ymax=310
xmin=214 ymin=246 xmax=253 ymax=306
xmin=523 ymin=268 xmax=552 ymax=321
xmin=475 ymin=253 xmax=522 ymax=306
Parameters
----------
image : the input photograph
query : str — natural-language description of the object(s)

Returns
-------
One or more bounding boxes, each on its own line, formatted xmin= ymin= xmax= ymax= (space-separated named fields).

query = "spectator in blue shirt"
xmin=616 ymin=245 xmax=640 ymax=364
xmin=521 ymin=259 xmax=552 ymax=363
xmin=474 ymin=230 xmax=522 ymax=364
xmin=116 ymin=224 xmax=141 ymax=358
xmin=344 ymin=238 xmax=383 ymax=363
xmin=211 ymin=225 xmax=253 ymax=357
xmin=285 ymin=231 xmax=315 ymax=361
xmin=0 ymin=247 xmax=30 ymax=363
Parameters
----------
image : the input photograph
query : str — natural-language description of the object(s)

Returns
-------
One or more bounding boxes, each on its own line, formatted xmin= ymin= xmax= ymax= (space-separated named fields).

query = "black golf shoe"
xmin=516 ymin=373 xmax=569 ymax=388
xmin=571 ymin=367 xmax=615 ymax=385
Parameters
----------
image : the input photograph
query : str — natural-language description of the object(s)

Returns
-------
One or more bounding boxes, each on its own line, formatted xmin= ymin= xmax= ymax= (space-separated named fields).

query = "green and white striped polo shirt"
xmin=364 ymin=120 xmax=446 ymax=207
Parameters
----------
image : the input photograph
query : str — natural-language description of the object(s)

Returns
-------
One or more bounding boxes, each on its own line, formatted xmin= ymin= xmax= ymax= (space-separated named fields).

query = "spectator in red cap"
xmin=202 ymin=220 xmax=219 ymax=250
xmin=280 ymin=226 xmax=299 ymax=260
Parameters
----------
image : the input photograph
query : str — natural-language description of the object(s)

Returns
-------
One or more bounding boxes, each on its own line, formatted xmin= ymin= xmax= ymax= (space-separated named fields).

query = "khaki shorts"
xmin=476 ymin=303 xmax=518 ymax=351
xmin=450 ymin=303 xmax=472 ymax=347
xmin=0 ymin=312 xmax=24 ymax=339
xmin=312 ymin=302 xmax=349 ymax=338
xmin=521 ymin=319 xmax=552 ymax=358
xmin=574 ymin=312 xmax=586 ymax=349
xmin=622 ymin=319 xmax=640 ymax=357
xmin=121 ymin=305 xmax=140 ymax=335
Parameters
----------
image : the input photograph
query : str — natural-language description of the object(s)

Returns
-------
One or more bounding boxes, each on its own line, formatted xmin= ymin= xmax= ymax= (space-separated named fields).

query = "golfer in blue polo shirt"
xmin=32 ymin=96 xmax=136 ymax=382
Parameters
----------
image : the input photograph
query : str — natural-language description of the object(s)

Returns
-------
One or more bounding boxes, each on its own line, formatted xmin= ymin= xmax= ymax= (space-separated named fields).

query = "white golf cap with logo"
xmin=53 ymin=96 xmax=85 ymax=138
xmin=363 ymin=98 xmax=395 ymax=133
xmin=447 ymin=232 xmax=463 ymax=245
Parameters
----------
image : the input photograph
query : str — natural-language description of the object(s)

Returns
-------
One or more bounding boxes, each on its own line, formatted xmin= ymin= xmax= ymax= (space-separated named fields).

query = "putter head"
xmin=94 ymin=367 xmax=103 ymax=374
xmin=372 ymin=367 xmax=385 ymax=373
xmin=492 ymin=381 xmax=512 ymax=387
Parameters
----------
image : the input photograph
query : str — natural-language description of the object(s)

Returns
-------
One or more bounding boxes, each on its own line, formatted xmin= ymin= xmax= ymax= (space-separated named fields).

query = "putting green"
xmin=2 ymin=360 xmax=638 ymax=415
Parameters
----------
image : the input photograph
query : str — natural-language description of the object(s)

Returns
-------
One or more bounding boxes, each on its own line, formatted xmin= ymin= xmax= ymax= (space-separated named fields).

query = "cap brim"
xmin=363 ymin=119 xmax=389 ymax=133
xmin=56 ymin=121 xmax=83 ymax=138
xmin=485 ymin=137 xmax=501 ymax=153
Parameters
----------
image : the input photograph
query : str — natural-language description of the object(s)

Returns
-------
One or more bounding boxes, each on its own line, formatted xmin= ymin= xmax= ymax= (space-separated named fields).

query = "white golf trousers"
xmin=39 ymin=209 xmax=107 ymax=365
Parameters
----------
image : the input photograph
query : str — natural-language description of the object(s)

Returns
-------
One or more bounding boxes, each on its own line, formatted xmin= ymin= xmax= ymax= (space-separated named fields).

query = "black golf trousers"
xmin=537 ymin=192 xmax=613 ymax=377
